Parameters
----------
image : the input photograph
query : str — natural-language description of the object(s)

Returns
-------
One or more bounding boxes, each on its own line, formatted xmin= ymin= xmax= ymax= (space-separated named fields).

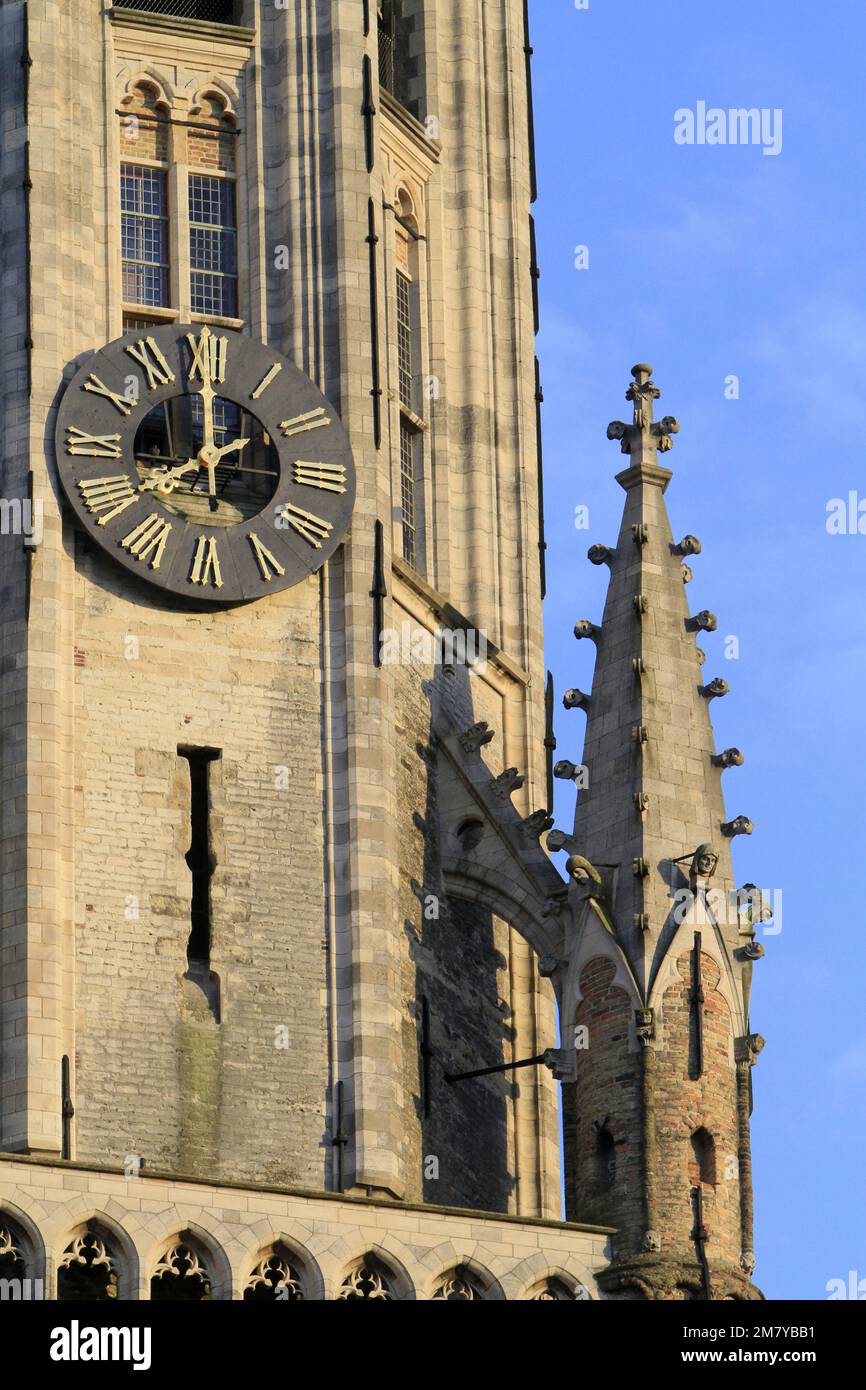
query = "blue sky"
xmin=531 ymin=0 xmax=866 ymax=1300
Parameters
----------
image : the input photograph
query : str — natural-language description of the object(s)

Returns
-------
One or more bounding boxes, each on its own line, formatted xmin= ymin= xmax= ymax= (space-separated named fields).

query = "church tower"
xmin=0 ymin=0 xmax=612 ymax=1302
xmin=0 ymin=2 xmax=765 ymax=1304
xmin=552 ymin=365 xmax=766 ymax=1300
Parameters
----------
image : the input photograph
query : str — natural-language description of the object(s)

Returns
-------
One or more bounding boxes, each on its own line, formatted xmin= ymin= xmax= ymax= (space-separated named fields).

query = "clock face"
xmin=55 ymin=324 xmax=357 ymax=604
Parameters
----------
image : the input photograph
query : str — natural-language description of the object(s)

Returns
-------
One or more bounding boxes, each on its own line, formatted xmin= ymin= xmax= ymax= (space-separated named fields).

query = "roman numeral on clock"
xmin=66 ymin=426 xmax=122 ymax=458
xmin=125 ymin=337 xmax=175 ymax=391
xmin=187 ymin=327 xmax=228 ymax=385
xmin=83 ymin=374 xmax=133 ymax=416
xmin=77 ymin=474 xmax=139 ymax=525
xmin=249 ymin=532 xmax=286 ymax=582
xmin=250 ymin=364 xmax=282 ymax=400
xmin=120 ymin=514 xmax=172 ymax=570
xmin=293 ymin=461 xmax=347 ymax=494
xmin=276 ymin=503 xmax=333 ymax=549
xmin=280 ymin=407 xmax=330 ymax=438
xmin=190 ymin=536 xmax=224 ymax=589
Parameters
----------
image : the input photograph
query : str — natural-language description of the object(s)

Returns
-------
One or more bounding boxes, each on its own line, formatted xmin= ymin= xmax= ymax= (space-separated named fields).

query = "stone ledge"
xmin=0 ymin=1151 xmax=614 ymax=1238
xmin=109 ymin=6 xmax=256 ymax=46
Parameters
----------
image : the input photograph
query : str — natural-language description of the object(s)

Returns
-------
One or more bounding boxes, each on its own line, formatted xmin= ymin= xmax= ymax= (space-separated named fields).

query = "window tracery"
xmin=58 ymin=1231 xmax=119 ymax=1301
xmin=337 ymin=1258 xmax=396 ymax=1301
xmin=151 ymin=1241 xmax=212 ymax=1301
xmin=244 ymin=1247 xmax=305 ymax=1302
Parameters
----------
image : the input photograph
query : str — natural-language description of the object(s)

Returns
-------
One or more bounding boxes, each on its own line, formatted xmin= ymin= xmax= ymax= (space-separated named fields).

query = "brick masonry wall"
xmin=73 ymin=547 xmax=330 ymax=1190
xmin=566 ymin=957 xmax=644 ymax=1253
xmin=566 ymin=950 xmax=741 ymax=1270
xmin=653 ymin=950 xmax=740 ymax=1262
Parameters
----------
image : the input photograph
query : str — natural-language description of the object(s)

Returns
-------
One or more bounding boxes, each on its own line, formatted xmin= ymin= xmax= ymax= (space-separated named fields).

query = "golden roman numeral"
xmin=190 ymin=535 xmax=224 ymax=588
xmin=249 ymin=532 xmax=286 ymax=582
xmin=77 ymin=474 xmax=139 ymax=525
xmin=280 ymin=407 xmax=330 ymax=438
xmin=125 ymin=337 xmax=175 ymax=390
xmin=187 ymin=327 xmax=228 ymax=384
xmin=66 ymin=426 xmax=122 ymax=458
xmin=276 ymin=503 xmax=333 ymax=550
xmin=292 ymin=461 xmax=347 ymax=494
xmin=83 ymin=374 xmax=133 ymax=416
xmin=250 ymin=363 xmax=282 ymax=400
xmin=120 ymin=513 xmax=172 ymax=569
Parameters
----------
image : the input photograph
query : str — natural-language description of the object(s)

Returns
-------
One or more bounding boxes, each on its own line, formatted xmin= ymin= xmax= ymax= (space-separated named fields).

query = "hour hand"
xmin=212 ymin=437 xmax=251 ymax=464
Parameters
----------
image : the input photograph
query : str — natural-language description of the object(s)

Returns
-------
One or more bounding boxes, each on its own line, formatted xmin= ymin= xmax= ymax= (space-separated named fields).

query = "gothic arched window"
xmin=243 ymin=1245 xmax=305 ymax=1302
xmin=151 ymin=1240 xmax=212 ymax=1301
xmin=529 ymin=1277 xmax=589 ymax=1301
xmin=431 ymin=1266 xmax=486 ymax=1301
xmin=337 ymin=1256 xmax=396 ymax=1301
xmin=58 ymin=1229 xmax=119 ymax=1301
xmin=0 ymin=1221 xmax=27 ymax=1287
xmin=690 ymin=1127 xmax=717 ymax=1187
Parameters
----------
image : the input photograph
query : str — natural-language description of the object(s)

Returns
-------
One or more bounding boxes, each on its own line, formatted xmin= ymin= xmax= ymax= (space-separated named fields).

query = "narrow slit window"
xmin=179 ymin=747 xmax=221 ymax=973
xmin=399 ymin=418 xmax=418 ymax=567
xmin=396 ymin=271 xmax=414 ymax=410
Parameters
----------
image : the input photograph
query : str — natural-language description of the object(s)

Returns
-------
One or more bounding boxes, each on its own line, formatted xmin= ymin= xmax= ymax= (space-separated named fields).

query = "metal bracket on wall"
xmin=445 ymin=1054 xmax=548 ymax=1085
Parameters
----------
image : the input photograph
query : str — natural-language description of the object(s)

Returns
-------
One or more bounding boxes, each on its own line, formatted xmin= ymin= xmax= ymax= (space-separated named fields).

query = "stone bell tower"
xmin=0 ymin=0 xmax=618 ymax=1303
xmin=551 ymin=366 xmax=767 ymax=1300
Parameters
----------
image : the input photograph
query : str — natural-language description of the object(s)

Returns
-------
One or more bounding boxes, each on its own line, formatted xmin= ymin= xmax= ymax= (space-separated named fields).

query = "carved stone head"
xmin=565 ymin=855 xmax=604 ymax=899
xmin=689 ymin=843 xmax=718 ymax=891
xmin=573 ymin=620 xmax=600 ymax=642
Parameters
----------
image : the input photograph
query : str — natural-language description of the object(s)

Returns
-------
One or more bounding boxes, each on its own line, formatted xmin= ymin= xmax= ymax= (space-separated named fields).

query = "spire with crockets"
xmin=551 ymin=365 xmax=765 ymax=1299
xmin=559 ymin=363 xmax=752 ymax=995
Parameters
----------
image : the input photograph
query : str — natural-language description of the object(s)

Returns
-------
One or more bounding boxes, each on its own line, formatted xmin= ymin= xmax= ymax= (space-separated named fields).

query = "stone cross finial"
xmin=607 ymin=364 xmax=680 ymax=459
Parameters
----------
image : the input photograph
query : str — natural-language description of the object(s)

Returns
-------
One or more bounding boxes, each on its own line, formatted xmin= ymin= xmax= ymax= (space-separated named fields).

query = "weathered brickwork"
xmin=73 ymin=549 xmax=330 ymax=1189
xmin=566 ymin=958 xmax=643 ymax=1252
xmin=653 ymin=952 xmax=740 ymax=1262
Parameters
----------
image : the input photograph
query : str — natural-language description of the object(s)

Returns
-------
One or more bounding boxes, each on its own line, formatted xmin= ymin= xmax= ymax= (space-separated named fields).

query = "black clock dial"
xmin=55 ymin=324 xmax=357 ymax=604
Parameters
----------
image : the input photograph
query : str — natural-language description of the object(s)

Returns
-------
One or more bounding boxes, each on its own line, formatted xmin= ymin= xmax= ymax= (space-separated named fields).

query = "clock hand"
xmin=211 ymin=437 xmax=251 ymax=463
xmin=138 ymin=459 xmax=200 ymax=496
xmin=196 ymin=437 xmax=251 ymax=511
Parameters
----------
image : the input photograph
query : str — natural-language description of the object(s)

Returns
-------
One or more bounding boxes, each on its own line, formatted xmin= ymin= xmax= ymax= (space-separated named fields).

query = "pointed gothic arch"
xmin=243 ymin=1239 xmax=319 ymax=1302
xmin=56 ymin=1216 xmax=136 ymax=1302
xmin=148 ymin=1224 xmax=231 ymax=1301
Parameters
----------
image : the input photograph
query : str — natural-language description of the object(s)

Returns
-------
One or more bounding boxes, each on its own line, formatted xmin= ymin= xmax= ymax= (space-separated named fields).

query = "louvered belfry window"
xmin=119 ymin=0 xmax=239 ymax=24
